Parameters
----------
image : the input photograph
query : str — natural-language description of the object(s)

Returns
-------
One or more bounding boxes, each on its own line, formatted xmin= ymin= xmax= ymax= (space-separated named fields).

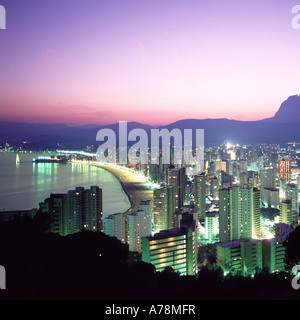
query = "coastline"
xmin=91 ymin=163 xmax=153 ymax=215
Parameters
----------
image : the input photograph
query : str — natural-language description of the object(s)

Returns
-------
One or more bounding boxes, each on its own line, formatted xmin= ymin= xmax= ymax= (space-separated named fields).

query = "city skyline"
xmin=1 ymin=0 xmax=300 ymax=125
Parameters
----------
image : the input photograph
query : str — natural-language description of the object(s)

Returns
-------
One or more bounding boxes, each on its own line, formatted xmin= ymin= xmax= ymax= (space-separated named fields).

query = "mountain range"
xmin=1 ymin=95 xmax=300 ymax=149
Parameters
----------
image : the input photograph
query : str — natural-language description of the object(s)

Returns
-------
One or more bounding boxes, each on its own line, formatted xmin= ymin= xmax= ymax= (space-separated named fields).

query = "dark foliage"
xmin=0 ymin=214 xmax=300 ymax=300
xmin=284 ymin=225 xmax=300 ymax=270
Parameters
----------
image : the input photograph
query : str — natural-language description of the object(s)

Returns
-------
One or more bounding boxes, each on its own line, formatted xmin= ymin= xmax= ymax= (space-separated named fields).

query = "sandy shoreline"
xmin=92 ymin=164 xmax=153 ymax=215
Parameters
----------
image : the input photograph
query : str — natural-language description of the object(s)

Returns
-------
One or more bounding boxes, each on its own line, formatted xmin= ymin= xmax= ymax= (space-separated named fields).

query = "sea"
xmin=0 ymin=152 xmax=130 ymax=216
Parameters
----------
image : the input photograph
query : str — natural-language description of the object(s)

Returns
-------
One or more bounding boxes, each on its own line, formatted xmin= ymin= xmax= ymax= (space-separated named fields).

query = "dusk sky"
xmin=0 ymin=0 xmax=300 ymax=125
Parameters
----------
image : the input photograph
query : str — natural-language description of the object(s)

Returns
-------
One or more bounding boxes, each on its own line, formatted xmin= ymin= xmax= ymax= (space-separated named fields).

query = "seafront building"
xmin=103 ymin=213 xmax=126 ymax=244
xmin=39 ymin=193 xmax=68 ymax=236
xmin=127 ymin=209 xmax=152 ymax=253
xmin=138 ymin=200 xmax=153 ymax=231
xmin=39 ymin=186 xmax=103 ymax=236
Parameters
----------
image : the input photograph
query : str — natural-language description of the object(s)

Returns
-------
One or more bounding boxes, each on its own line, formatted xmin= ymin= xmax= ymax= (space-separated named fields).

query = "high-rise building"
xmin=103 ymin=213 xmax=126 ymax=244
xmin=168 ymin=168 xmax=187 ymax=209
xmin=252 ymin=188 xmax=261 ymax=238
xmin=138 ymin=200 xmax=153 ymax=231
xmin=39 ymin=194 xmax=68 ymax=236
xmin=127 ymin=209 xmax=152 ymax=252
xmin=142 ymin=213 xmax=197 ymax=276
xmin=286 ymin=183 xmax=299 ymax=213
xmin=216 ymin=239 xmax=263 ymax=277
xmin=278 ymin=159 xmax=291 ymax=183
xmin=194 ymin=172 xmax=206 ymax=221
xmin=67 ymin=186 xmax=103 ymax=233
xmin=210 ymin=176 xmax=219 ymax=200
xmin=67 ymin=187 xmax=85 ymax=234
xmin=259 ymin=167 xmax=276 ymax=189
xmin=261 ymin=188 xmax=279 ymax=208
xmin=39 ymin=186 xmax=103 ymax=236
xmin=205 ymin=211 xmax=219 ymax=242
xmin=84 ymin=186 xmax=103 ymax=231
xmin=219 ymin=186 xmax=260 ymax=242
xmin=153 ymin=186 xmax=175 ymax=233
xmin=262 ymin=224 xmax=293 ymax=274
xmin=279 ymin=200 xmax=292 ymax=225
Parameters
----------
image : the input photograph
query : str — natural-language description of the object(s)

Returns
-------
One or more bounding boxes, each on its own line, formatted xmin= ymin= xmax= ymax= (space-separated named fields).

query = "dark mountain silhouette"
xmin=1 ymin=96 xmax=300 ymax=148
xmin=260 ymin=95 xmax=300 ymax=123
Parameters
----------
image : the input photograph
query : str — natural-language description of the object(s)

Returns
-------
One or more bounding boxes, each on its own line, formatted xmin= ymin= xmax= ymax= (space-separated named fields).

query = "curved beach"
xmin=93 ymin=164 xmax=153 ymax=215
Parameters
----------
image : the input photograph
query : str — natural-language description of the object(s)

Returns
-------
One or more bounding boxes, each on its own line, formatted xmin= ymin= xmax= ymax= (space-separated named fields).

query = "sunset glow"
xmin=1 ymin=0 xmax=300 ymax=125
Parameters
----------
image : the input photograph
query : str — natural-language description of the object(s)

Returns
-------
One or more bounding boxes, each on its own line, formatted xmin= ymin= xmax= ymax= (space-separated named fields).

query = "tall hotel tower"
xmin=194 ymin=172 xmax=206 ymax=221
xmin=219 ymin=186 xmax=260 ymax=242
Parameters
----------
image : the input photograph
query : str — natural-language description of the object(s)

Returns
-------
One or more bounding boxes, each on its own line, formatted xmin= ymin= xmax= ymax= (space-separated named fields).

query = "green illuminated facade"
xmin=142 ymin=214 xmax=197 ymax=276
xmin=217 ymin=224 xmax=293 ymax=276
xmin=217 ymin=239 xmax=262 ymax=276
xmin=153 ymin=185 xmax=175 ymax=233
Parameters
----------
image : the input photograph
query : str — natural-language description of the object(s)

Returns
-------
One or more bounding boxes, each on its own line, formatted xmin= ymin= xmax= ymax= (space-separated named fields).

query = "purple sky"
xmin=0 ymin=0 xmax=300 ymax=125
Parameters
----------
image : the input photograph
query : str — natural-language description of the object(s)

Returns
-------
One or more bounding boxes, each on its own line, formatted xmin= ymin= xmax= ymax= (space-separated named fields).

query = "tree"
xmin=284 ymin=225 xmax=300 ymax=270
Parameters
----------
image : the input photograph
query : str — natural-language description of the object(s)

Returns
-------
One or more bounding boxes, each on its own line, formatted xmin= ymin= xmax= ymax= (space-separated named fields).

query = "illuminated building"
xmin=67 ymin=186 xmax=103 ymax=233
xmin=142 ymin=213 xmax=197 ymax=276
xmin=210 ymin=176 xmax=219 ymax=200
xmin=103 ymin=213 xmax=126 ymax=244
xmin=168 ymin=168 xmax=187 ymax=209
xmin=84 ymin=186 xmax=103 ymax=232
xmin=39 ymin=186 xmax=103 ymax=235
xmin=286 ymin=183 xmax=299 ymax=213
xmin=219 ymin=186 xmax=261 ymax=242
xmin=127 ymin=210 xmax=152 ymax=253
xmin=279 ymin=200 xmax=292 ymax=225
xmin=67 ymin=187 xmax=85 ymax=234
xmin=259 ymin=167 xmax=276 ymax=189
xmin=262 ymin=224 xmax=293 ymax=274
xmin=278 ymin=159 xmax=291 ymax=183
xmin=194 ymin=172 xmax=206 ymax=221
xmin=216 ymin=239 xmax=263 ymax=276
xmin=138 ymin=200 xmax=153 ymax=231
xmin=153 ymin=186 xmax=175 ymax=233
xmin=220 ymin=160 xmax=227 ymax=173
xmin=252 ymin=188 xmax=261 ymax=238
xmin=217 ymin=223 xmax=291 ymax=276
xmin=261 ymin=188 xmax=279 ymax=208
xmin=205 ymin=211 xmax=219 ymax=242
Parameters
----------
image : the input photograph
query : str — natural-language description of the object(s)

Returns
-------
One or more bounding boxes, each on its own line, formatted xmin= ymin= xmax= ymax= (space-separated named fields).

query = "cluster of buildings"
xmin=32 ymin=142 xmax=299 ymax=278
xmin=103 ymin=142 xmax=300 ymax=277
